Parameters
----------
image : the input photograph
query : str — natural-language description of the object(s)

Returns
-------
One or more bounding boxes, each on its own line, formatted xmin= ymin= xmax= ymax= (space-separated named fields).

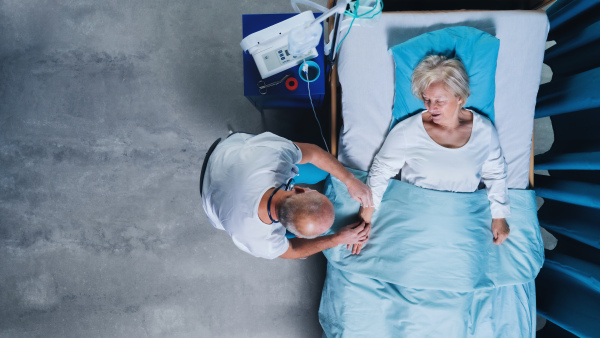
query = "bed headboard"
xmin=380 ymin=0 xmax=551 ymax=11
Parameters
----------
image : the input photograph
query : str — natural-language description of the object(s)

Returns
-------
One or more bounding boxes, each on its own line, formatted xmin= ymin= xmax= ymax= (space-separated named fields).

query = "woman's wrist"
xmin=361 ymin=206 xmax=374 ymax=223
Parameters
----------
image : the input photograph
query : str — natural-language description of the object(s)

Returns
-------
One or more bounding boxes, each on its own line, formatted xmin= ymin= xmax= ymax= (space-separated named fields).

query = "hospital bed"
xmin=318 ymin=2 xmax=550 ymax=337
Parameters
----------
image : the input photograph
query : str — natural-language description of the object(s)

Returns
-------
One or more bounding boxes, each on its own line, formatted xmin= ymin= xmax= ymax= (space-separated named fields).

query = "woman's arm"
xmin=366 ymin=127 xmax=408 ymax=222
xmin=349 ymin=129 xmax=407 ymax=255
xmin=481 ymin=127 xmax=511 ymax=219
xmin=481 ymin=126 xmax=511 ymax=245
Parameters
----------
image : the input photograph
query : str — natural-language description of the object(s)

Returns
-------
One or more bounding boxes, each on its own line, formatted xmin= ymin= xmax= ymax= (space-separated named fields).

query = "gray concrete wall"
xmin=0 ymin=0 xmax=328 ymax=337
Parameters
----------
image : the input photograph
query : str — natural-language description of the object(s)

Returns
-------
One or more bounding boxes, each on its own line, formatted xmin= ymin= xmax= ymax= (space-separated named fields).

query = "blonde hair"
xmin=411 ymin=55 xmax=470 ymax=105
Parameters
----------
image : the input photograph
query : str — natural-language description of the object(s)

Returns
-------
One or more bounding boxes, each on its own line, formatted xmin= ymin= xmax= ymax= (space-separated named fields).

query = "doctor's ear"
xmin=293 ymin=186 xmax=307 ymax=194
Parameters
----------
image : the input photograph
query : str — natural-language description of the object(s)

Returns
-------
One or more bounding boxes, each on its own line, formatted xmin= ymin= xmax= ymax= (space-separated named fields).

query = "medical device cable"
xmin=333 ymin=0 xmax=383 ymax=59
xmin=304 ymin=63 xmax=330 ymax=153
xmin=334 ymin=15 xmax=356 ymax=57
xmin=327 ymin=10 xmax=342 ymax=65
xmin=347 ymin=0 xmax=383 ymax=19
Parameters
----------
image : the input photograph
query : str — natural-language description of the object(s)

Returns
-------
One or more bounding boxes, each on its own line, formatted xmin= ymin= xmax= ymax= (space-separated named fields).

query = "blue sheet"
xmin=319 ymin=169 xmax=544 ymax=337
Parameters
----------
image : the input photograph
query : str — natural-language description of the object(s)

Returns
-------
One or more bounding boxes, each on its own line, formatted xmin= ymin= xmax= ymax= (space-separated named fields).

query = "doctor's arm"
xmin=293 ymin=142 xmax=373 ymax=208
xmin=279 ymin=221 xmax=370 ymax=259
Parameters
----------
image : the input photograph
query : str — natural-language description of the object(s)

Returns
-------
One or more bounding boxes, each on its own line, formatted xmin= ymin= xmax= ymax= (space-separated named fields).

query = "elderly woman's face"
xmin=422 ymin=81 xmax=463 ymax=125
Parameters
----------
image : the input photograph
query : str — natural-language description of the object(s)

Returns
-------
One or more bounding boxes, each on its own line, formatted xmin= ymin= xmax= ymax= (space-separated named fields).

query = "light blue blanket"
xmin=320 ymin=265 xmax=538 ymax=337
xmin=319 ymin=169 xmax=544 ymax=337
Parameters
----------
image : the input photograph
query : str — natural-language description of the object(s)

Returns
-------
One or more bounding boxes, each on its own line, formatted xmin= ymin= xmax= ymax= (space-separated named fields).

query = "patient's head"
xmin=412 ymin=55 xmax=470 ymax=106
xmin=278 ymin=187 xmax=334 ymax=238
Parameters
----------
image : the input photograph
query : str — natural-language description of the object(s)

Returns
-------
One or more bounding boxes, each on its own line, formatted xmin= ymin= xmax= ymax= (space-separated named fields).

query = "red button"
xmin=286 ymin=77 xmax=298 ymax=91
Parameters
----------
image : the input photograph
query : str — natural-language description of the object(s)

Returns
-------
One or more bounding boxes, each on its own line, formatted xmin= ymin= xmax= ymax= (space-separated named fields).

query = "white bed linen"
xmin=336 ymin=11 xmax=549 ymax=189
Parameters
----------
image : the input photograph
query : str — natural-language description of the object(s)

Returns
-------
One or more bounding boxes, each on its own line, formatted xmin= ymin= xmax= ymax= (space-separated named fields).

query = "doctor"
xmin=201 ymin=132 xmax=373 ymax=260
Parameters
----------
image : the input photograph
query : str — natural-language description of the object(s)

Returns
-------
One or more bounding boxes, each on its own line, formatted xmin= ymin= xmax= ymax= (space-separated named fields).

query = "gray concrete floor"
xmin=0 ymin=1 xmax=553 ymax=337
xmin=0 ymin=1 xmax=329 ymax=337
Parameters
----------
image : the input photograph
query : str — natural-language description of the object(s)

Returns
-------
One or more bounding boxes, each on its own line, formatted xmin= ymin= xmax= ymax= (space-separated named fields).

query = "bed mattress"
xmin=336 ymin=10 xmax=549 ymax=189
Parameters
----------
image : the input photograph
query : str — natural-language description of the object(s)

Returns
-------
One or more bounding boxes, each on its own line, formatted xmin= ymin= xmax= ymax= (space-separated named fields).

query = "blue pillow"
xmin=389 ymin=26 xmax=500 ymax=128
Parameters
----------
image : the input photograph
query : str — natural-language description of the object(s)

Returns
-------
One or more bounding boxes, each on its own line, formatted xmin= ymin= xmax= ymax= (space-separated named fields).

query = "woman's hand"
xmin=346 ymin=177 xmax=374 ymax=208
xmin=492 ymin=218 xmax=510 ymax=245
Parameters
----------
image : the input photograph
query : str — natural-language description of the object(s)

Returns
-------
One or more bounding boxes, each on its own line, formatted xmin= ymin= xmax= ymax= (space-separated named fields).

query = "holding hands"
xmin=342 ymin=178 xmax=374 ymax=255
xmin=341 ymin=206 xmax=375 ymax=255
xmin=335 ymin=221 xmax=371 ymax=254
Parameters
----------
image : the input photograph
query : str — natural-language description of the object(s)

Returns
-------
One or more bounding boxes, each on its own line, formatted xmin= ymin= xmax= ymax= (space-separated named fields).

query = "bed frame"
xmin=325 ymin=0 xmax=544 ymax=188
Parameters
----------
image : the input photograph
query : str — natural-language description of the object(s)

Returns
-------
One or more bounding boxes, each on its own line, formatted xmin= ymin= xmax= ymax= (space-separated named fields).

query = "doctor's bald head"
xmin=278 ymin=187 xmax=334 ymax=239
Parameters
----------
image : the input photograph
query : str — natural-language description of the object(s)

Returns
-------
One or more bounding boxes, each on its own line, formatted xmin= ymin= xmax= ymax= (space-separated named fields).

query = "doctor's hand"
xmin=346 ymin=178 xmax=374 ymax=208
xmin=492 ymin=218 xmax=510 ymax=245
xmin=334 ymin=221 xmax=370 ymax=247
xmin=348 ymin=222 xmax=371 ymax=255
xmin=349 ymin=208 xmax=374 ymax=255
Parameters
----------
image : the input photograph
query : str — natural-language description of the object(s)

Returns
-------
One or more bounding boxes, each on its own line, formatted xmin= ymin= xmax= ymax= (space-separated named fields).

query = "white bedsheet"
xmin=336 ymin=10 xmax=549 ymax=189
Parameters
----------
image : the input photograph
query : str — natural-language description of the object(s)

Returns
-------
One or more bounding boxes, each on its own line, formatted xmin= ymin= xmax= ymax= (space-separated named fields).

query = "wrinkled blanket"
xmin=319 ymin=169 xmax=544 ymax=337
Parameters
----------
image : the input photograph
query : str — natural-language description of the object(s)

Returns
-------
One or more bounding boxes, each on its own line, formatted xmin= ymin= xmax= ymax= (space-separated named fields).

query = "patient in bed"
xmin=356 ymin=55 xmax=511 ymax=254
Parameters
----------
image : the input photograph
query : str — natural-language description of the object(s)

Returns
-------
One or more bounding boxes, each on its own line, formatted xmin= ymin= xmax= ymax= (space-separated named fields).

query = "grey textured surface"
xmin=1 ymin=0 xmax=328 ymax=337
